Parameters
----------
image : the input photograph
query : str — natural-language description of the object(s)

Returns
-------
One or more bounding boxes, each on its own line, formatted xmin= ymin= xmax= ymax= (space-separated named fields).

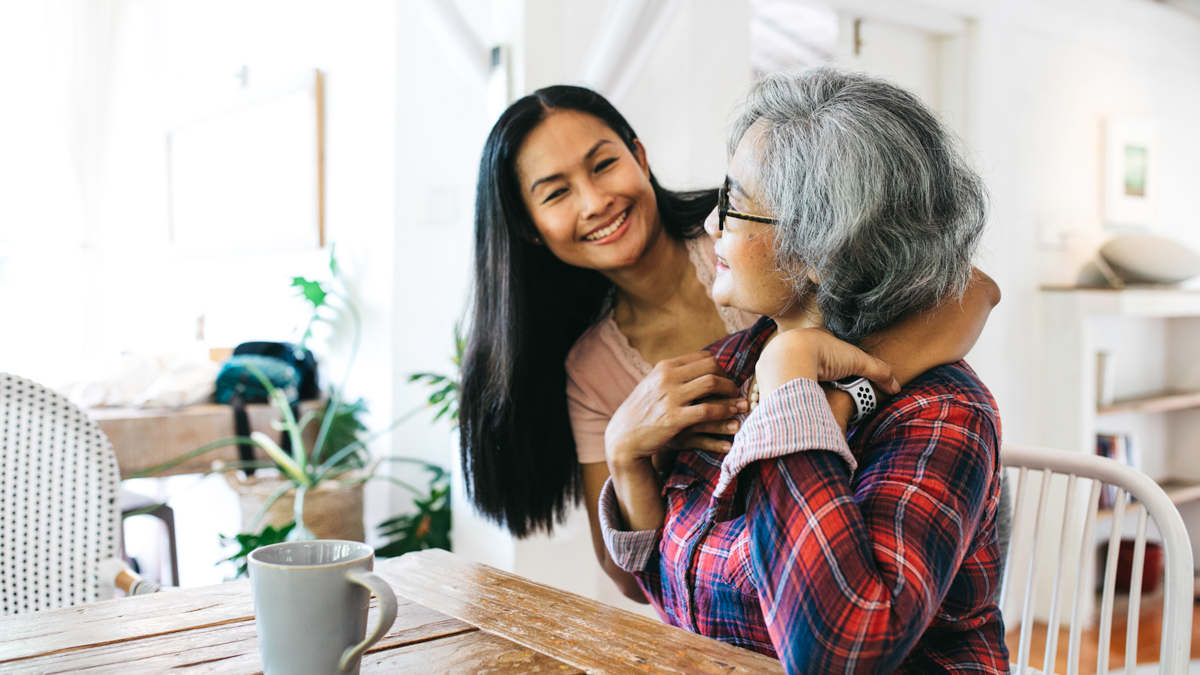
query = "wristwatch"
xmin=830 ymin=376 xmax=877 ymax=425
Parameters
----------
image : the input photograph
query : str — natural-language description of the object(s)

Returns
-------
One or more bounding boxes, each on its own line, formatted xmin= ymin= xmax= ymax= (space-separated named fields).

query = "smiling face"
xmin=704 ymin=122 xmax=811 ymax=326
xmin=515 ymin=109 xmax=661 ymax=271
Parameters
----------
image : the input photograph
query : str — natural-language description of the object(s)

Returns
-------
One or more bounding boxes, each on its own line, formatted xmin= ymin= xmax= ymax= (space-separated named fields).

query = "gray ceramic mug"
xmin=249 ymin=540 xmax=398 ymax=675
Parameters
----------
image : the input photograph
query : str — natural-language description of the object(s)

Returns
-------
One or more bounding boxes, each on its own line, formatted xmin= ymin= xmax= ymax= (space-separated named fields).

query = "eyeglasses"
xmin=718 ymin=179 xmax=778 ymax=231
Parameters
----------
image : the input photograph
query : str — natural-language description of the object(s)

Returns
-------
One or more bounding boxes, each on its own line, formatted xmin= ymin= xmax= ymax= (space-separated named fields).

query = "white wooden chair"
xmin=1000 ymin=444 xmax=1193 ymax=675
xmin=0 ymin=373 xmax=122 ymax=614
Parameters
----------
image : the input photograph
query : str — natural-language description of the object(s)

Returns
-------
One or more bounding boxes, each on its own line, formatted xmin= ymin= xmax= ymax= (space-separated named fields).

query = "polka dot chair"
xmin=1 ymin=373 xmax=121 ymax=614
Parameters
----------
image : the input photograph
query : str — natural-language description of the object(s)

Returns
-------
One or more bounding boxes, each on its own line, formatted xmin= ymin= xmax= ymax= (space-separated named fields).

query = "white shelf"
xmin=1041 ymin=287 xmax=1200 ymax=318
xmin=1097 ymin=390 xmax=1200 ymax=416
xmin=1097 ymin=479 xmax=1200 ymax=520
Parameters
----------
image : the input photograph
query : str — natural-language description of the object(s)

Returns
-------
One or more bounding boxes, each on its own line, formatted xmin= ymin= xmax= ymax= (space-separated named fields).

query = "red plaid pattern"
xmin=600 ymin=318 xmax=1009 ymax=674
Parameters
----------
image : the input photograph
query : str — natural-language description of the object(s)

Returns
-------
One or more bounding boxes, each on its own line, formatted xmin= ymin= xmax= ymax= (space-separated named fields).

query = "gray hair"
xmin=729 ymin=67 xmax=987 ymax=342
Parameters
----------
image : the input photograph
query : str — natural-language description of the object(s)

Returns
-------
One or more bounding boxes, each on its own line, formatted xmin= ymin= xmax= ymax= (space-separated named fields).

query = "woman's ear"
xmin=806 ymin=267 xmax=821 ymax=285
xmin=631 ymin=138 xmax=651 ymax=177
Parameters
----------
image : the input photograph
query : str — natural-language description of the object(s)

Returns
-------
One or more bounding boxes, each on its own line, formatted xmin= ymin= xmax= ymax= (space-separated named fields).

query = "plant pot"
xmin=225 ymin=472 xmax=366 ymax=542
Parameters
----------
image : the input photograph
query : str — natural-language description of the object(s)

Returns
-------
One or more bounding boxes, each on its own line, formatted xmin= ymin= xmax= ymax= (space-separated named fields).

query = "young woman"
xmin=600 ymin=69 xmax=1008 ymax=672
xmin=459 ymin=85 xmax=1000 ymax=602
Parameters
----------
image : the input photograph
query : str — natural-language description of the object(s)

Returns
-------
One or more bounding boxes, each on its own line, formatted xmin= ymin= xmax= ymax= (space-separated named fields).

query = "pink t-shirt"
xmin=564 ymin=235 xmax=757 ymax=465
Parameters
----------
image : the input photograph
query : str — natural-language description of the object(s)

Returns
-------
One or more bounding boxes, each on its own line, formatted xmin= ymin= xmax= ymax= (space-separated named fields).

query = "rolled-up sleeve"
xmin=711 ymin=378 xmax=855 ymax=503
xmin=597 ymin=476 xmax=662 ymax=573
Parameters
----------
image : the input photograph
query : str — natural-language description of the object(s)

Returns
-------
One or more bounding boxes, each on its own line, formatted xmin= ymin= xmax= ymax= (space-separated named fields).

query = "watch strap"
xmin=830 ymin=376 xmax=877 ymax=425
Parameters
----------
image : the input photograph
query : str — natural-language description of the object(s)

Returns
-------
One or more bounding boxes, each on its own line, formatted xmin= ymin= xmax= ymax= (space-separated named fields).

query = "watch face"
xmin=836 ymin=375 xmax=866 ymax=386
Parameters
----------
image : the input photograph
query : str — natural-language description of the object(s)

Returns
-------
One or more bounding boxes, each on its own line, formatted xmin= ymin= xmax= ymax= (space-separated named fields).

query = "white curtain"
xmin=576 ymin=0 xmax=682 ymax=104
xmin=44 ymin=0 xmax=121 ymax=246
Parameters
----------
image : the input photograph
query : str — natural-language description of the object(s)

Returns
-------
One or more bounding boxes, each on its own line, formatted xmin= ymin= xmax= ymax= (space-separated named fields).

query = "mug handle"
xmin=339 ymin=571 xmax=398 ymax=673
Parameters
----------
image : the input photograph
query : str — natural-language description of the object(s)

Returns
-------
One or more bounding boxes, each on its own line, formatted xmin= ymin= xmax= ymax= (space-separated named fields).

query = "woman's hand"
xmin=756 ymin=328 xmax=899 ymax=403
xmin=605 ymin=351 xmax=746 ymax=468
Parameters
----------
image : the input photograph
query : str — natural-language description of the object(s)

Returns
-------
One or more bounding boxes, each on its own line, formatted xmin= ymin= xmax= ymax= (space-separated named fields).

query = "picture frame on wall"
xmin=1103 ymin=118 xmax=1158 ymax=230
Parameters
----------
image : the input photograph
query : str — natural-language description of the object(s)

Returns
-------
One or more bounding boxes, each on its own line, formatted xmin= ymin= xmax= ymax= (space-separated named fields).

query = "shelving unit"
xmin=1097 ymin=479 xmax=1200 ymax=520
xmin=1098 ymin=390 xmax=1200 ymax=416
xmin=1025 ymin=287 xmax=1200 ymax=625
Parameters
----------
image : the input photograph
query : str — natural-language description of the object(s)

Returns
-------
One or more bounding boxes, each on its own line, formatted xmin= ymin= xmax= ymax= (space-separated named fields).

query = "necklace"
xmin=746 ymin=374 xmax=759 ymax=412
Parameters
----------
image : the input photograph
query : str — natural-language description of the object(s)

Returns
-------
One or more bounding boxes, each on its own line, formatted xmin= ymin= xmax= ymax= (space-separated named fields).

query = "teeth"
xmin=583 ymin=211 xmax=628 ymax=241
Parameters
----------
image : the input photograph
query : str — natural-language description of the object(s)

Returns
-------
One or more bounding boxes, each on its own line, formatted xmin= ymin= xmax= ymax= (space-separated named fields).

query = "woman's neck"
xmin=603 ymin=227 xmax=696 ymax=319
xmin=772 ymin=295 xmax=823 ymax=332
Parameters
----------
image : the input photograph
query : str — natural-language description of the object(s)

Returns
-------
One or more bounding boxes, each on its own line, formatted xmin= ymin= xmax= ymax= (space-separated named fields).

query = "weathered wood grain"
xmin=3 ymin=596 xmax=472 ymax=674
xmin=380 ymin=549 xmax=785 ymax=675
xmin=362 ymin=629 xmax=585 ymax=674
xmin=4 ymin=552 xmax=785 ymax=674
xmin=0 ymin=581 xmax=256 ymax=662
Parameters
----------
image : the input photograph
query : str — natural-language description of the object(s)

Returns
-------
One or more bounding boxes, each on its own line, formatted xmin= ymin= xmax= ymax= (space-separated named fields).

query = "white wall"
xmin=961 ymin=0 xmax=1200 ymax=450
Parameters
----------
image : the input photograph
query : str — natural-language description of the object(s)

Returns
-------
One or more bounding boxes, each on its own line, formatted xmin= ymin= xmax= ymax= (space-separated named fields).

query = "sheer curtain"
xmin=45 ymin=0 xmax=121 ymax=248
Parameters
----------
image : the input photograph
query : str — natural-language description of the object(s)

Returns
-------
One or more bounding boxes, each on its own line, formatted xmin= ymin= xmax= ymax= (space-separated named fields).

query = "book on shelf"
xmin=1096 ymin=433 xmax=1140 ymax=509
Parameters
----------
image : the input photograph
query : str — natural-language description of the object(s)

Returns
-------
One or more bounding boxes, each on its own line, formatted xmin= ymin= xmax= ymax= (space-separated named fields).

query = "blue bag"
xmin=215 ymin=355 xmax=301 ymax=404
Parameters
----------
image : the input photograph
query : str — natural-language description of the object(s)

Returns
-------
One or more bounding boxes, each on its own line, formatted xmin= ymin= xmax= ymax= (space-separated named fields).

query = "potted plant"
xmin=213 ymin=330 xmax=460 ymax=574
xmin=128 ymin=249 xmax=453 ymax=556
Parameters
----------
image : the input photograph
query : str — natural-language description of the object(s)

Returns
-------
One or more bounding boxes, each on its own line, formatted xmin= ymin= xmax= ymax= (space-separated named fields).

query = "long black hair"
xmin=460 ymin=85 xmax=717 ymax=537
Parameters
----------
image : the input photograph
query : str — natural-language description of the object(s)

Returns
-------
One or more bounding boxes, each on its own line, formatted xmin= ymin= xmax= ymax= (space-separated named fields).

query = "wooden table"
xmin=89 ymin=400 xmax=322 ymax=478
xmin=0 ymin=549 xmax=784 ymax=674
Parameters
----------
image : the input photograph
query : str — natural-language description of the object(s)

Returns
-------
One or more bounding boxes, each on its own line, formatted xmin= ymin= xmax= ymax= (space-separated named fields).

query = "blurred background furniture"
xmin=1001 ymin=444 xmax=1193 ymax=675
xmin=1038 ymin=288 xmax=1200 ymax=626
xmin=89 ymin=400 xmax=322 ymax=478
xmin=1 ymin=373 xmax=121 ymax=614
xmin=119 ymin=487 xmax=180 ymax=586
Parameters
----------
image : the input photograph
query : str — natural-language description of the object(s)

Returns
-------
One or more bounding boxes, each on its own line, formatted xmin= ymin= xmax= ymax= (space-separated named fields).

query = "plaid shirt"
xmin=600 ymin=317 xmax=1009 ymax=674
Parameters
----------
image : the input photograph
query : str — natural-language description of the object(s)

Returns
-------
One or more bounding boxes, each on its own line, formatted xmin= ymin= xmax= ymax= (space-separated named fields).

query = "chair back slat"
xmin=1000 ymin=465 xmax=1030 ymax=613
xmin=1016 ymin=468 xmax=1054 ymax=675
xmin=1096 ymin=489 xmax=1128 ymax=675
xmin=1042 ymin=473 xmax=1078 ymax=675
xmin=1124 ymin=508 xmax=1149 ymax=675
xmin=1066 ymin=479 xmax=1102 ymax=675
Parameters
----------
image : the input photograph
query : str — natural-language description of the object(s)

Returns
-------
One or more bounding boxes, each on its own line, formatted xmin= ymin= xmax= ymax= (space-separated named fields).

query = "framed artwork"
xmin=168 ymin=70 xmax=324 ymax=255
xmin=1103 ymin=118 xmax=1158 ymax=229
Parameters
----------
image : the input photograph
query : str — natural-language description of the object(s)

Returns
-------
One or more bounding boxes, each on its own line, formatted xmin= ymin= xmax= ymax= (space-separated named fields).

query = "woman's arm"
xmin=605 ymin=352 xmax=744 ymax=533
xmin=582 ymin=462 xmax=648 ymax=603
xmin=861 ymin=267 xmax=1000 ymax=384
xmin=822 ymin=268 xmax=999 ymax=425
xmin=571 ymin=350 xmax=735 ymax=601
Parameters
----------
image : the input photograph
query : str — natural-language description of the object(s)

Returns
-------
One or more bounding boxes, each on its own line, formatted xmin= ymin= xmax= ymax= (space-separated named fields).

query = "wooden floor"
xmin=1006 ymin=592 xmax=1194 ymax=673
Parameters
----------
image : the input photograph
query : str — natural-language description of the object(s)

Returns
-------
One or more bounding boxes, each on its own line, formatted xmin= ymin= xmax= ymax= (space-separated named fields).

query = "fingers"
xmin=677 ymin=372 xmax=742 ymax=402
xmin=669 ymin=352 xmax=732 ymax=383
xmin=685 ymin=417 xmax=741 ymax=436
xmin=859 ymin=354 xmax=900 ymax=394
xmin=658 ymin=350 xmax=719 ymax=372
xmin=806 ymin=329 xmax=899 ymax=394
xmin=680 ymin=401 xmax=742 ymax=427
xmin=672 ymin=432 xmax=733 ymax=454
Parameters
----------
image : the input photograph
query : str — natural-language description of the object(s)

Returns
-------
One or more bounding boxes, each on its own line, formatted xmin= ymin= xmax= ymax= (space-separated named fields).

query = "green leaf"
xmin=291 ymin=276 xmax=328 ymax=309
xmin=374 ymin=465 xmax=451 ymax=558
xmin=252 ymin=432 xmax=310 ymax=486
xmin=315 ymin=397 xmax=369 ymax=466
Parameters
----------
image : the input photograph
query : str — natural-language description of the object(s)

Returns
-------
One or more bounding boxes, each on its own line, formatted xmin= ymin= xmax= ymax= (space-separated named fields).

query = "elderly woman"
xmin=600 ymin=68 xmax=1009 ymax=674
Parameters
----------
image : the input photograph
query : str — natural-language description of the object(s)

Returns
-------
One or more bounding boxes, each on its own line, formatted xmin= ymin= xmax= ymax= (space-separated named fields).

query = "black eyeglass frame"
xmin=718 ymin=179 xmax=779 ymax=231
